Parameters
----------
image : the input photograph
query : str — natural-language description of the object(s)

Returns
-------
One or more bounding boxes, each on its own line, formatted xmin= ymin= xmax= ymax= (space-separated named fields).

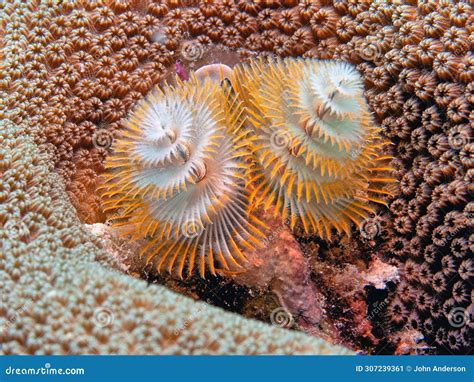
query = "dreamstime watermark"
xmin=385 ymin=181 xmax=399 ymax=198
xmin=357 ymin=41 xmax=381 ymax=61
xmin=4 ymin=363 xmax=84 ymax=376
xmin=173 ymin=305 xmax=206 ymax=337
xmin=151 ymin=29 xmax=167 ymax=44
xmin=4 ymin=219 xmax=29 ymax=239
xmin=270 ymin=307 xmax=294 ymax=329
xmin=359 ymin=218 xmax=381 ymax=240
xmin=181 ymin=219 xmax=205 ymax=239
xmin=448 ymin=131 xmax=470 ymax=150
xmin=437 ymin=212 xmax=473 ymax=247
xmin=180 ymin=41 xmax=204 ymax=62
xmin=92 ymin=307 xmax=114 ymax=328
xmin=92 ymin=129 xmax=114 ymax=150
xmin=366 ymin=300 xmax=387 ymax=322
xmin=0 ymin=301 xmax=32 ymax=334
xmin=447 ymin=307 xmax=472 ymax=328
xmin=270 ymin=129 xmax=292 ymax=150
xmin=349 ymin=146 xmax=363 ymax=160
xmin=261 ymin=217 xmax=291 ymax=248
xmin=361 ymin=300 xmax=388 ymax=333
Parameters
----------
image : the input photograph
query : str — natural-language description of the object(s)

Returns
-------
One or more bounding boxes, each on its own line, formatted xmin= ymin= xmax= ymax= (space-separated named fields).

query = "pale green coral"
xmin=0 ymin=121 xmax=351 ymax=355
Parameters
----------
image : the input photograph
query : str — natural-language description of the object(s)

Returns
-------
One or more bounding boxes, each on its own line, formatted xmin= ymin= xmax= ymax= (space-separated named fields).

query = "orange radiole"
xmin=231 ymin=58 xmax=394 ymax=239
xmin=101 ymin=58 xmax=394 ymax=276
xmin=100 ymin=76 xmax=265 ymax=278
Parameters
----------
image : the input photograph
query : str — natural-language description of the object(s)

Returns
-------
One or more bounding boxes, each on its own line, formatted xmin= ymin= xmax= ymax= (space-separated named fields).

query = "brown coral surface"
xmin=1 ymin=0 xmax=472 ymax=354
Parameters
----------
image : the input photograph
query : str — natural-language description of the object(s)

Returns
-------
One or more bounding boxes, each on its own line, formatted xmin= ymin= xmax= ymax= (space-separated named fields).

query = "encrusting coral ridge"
xmin=0 ymin=0 xmax=472 ymax=354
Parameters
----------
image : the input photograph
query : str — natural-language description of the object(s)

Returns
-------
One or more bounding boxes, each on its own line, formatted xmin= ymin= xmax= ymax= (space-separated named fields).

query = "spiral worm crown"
xmin=101 ymin=77 xmax=264 ymax=277
xmin=231 ymin=58 xmax=394 ymax=239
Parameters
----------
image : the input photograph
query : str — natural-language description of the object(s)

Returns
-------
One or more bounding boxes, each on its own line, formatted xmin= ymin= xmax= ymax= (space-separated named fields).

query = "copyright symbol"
xmin=269 ymin=307 xmax=294 ymax=328
xmin=359 ymin=218 xmax=381 ymax=239
xmin=180 ymin=41 xmax=203 ymax=61
xmin=181 ymin=219 xmax=205 ymax=238
xmin=358 ymin=42 xmax=380 ymax=61
xmin=270 ymin=130 xmax=292 ymax=149
xmin=448 ymin=131 xmax=470 ymax=150
xmin=92 ymin=307 xmax=114 ymax=328
xmin=92 ymin=129 xmax=114 ymax=150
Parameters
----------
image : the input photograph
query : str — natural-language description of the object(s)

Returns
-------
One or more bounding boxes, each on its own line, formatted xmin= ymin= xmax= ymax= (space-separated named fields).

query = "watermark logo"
xmin=92 ymin=129 xmax=114 ymax=150
xmin=448 ymin=131 xmax=470 ymax=150
xmin=173 ymin=305 xmax=205 ymax=338
xmin=181 ymin=219 xmax=205 ymax=239
xmin=359 ymin=218 xmax=381 ymax=240
xmin=270 ymin=307 xmax=294 ymax=329
xmin=447 ymin=307 xmax=471 ymax=328
xmin=92 ymin=307 xmax=114 ymax=328
xmin=4 ymin=219 xmax=28 ymax=239
xmin=357 ymin=41 xmax=381 ymax=61
xmin=270 ymin=130 xmax=292 ymax=150
xmin=180 ymin=41 xmax=204 ymax=62
xmin=5 ymin=363 xmax=85 ymax=376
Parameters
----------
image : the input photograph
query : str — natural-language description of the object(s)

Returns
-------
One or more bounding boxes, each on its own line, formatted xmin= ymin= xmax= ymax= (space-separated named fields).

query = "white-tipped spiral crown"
xmin=231 ymin=58 xmax=394 ymax=238
xmin=102 ymin=77 xmax=264 ymax=277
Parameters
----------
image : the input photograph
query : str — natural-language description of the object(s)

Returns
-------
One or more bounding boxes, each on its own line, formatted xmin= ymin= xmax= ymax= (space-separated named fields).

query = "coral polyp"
xmin=101 ymin=77 xmax=264 ymax=278
xmin=232 ymin=58 xmax=394 ymax=238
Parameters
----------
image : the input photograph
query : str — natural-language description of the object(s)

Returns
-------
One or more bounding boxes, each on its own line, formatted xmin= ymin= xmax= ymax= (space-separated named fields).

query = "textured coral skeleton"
xmin=0 ymin=0 xmax=472 ymax=354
